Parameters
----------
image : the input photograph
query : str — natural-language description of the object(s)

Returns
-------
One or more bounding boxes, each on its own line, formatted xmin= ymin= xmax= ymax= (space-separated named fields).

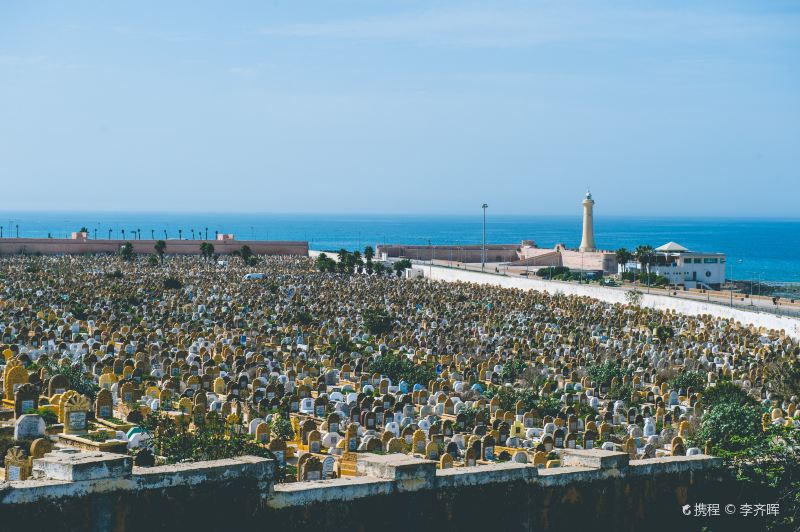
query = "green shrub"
xmin=587 ymin=362 xmax=625 ymax=387
xmin=363 ymin=309 xmax=394 ymax=335
xmin=105 ymin=269 xmax=123 ymax=279
xmin=655 ymin=325 xmax=674 ymax=341
xmin=483 ymin=386 xmax=561 ymax=417
xmin=271 ymin=415 xmax=295 ymax=441
xmin=536 ymin=266 xmax=570 ymax=278
xmin=42 ymin=360 xmax=99 ymax=400
xmin=139 ymin=411 xmax=275 ymax=464
xmin=696 ymin=403 xmax=762 ymax=452
xmin=368 ymin=353 xmax=437 ymax=386
xmin=163 ymin=277 xmax=183 ymax=290
xmin=499 ymin=359 xmax=527 ymax=382
xmin=34 ymin=407 xmax=58 ymax=426
xmin=608 ymin=382 xmax=635 ymax=401
xmin=668 ymin=371 xmax=705 ymax=392
xmin=291 ymin=311 xmax=313 ymax=326
xmin=702 ymin=381 xmax=757 ymax=410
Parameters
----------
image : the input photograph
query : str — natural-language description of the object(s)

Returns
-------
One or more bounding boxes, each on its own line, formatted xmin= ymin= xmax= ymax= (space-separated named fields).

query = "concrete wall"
xmin=417 ymin=264 xmax=800 ymax=339
xmin=560 ymin=249 xmax=617 ymax=273
xmin=0 ymin=238 xmax=308 ymax=256
xmin=377 ymin=244 xmax=521 ymax=263
xmin=0 ymin=454 xmax=275 ymax=532
xmin=0 ymin=450 xmax=770 ymax=532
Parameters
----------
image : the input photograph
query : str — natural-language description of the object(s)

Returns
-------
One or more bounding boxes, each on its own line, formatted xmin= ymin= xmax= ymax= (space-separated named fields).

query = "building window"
xmin=703 ymin=258 xmax=718 ymax=264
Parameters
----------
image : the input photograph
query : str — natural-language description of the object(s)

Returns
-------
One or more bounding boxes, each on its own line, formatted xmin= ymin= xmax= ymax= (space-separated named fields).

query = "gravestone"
xmin=63 ymin=394 xmax=91 ymax=435
xmin=14 ymin=383 xmax=39 ymax=418
xmin=95 ymin=389 xmax=113 ymax=419
xmin=4 ymin=446 xmax=28 ymax=481
xmin=14 ymin=414 xmax=46 ymax=440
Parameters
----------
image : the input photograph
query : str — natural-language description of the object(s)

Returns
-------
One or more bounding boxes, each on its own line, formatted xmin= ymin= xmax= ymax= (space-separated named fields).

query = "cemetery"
xmin=0 ymin=252 xmax=796 ymax=530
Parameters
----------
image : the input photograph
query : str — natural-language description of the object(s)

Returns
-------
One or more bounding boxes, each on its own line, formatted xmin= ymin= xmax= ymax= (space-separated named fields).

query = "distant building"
xmin=377 ymin=191 xmax=619 ymax=274
xmin=620 ymin=241 xmax=726 ymax=289
xmin=579 ymin=191 xmax=596 ymax=252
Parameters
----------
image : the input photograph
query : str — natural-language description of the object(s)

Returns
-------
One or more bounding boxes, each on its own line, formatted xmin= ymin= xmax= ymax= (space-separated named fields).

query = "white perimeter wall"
xmin=416 ymin=265 xmax=800 ymax=340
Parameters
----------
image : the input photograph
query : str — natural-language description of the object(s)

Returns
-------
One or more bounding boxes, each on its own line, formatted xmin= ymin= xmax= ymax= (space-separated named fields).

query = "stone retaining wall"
xmin=0 ymin=238 xmax=308 ymax=256
xmin=0 ymin=450 xmax=765 ymax=532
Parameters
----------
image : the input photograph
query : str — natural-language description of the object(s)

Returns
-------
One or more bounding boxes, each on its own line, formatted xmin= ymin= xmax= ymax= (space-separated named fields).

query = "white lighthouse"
xmin=579 ymin=191 xmax=596 ymax=252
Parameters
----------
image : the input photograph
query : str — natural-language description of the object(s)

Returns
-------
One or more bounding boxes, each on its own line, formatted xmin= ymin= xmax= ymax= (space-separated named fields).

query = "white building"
xmin=620 ymin=242 xmax=726 ymax=289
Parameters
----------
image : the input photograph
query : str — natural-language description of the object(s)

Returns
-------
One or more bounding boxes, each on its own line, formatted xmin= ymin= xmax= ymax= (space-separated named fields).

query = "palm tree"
xmin=336 ymin=249 xmax=350 ymax=273
xmin=119 ymin=242 xmax=134 ymax=261
xmin=615 ymin=248 xmax=632 ymax=273
xmin=191 ymin=229 xmax=195 ymax=240
xmin=364 ymin=246 xmax=374 ymax=262
xmin=634 ymin=245 xmax=654 ymax=284
xmin=121 ymin=229 xmax=126 ymax=240
xmin=150 ymin=229 xmax=155 ymax=240
xmin=154 ymin=240 xmax=166 ymax=264
xmin=205 ymin=227 xmax=209 ymax=240
xmin=178 ymin=229 xmax=182 ymax=240
xmin=353 ymin=251 xmax=364 ymax=273
xmin=164 ymin=230 xmax=168 ymax=239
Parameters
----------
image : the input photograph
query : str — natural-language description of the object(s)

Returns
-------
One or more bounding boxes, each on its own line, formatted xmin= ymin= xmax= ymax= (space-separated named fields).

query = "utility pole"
xmin=481 ymin=204 xmax=488 ymax=272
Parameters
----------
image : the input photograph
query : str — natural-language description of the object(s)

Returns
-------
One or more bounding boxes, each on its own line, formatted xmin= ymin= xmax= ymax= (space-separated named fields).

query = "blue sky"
xmin=1 ymin=1 xmax=798 ymax=216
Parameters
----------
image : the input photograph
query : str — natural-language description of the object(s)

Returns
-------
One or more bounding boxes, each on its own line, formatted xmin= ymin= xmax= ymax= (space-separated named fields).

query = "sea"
xmin=1 ymin=212 xmax=798 ymax=283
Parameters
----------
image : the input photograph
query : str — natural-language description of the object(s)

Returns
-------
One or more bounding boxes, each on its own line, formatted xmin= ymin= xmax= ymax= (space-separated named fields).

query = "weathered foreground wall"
xmin=0 ymin=450 xmax=774 ymax=532
xmin=0 ymin=238 xmax=308 ymax=256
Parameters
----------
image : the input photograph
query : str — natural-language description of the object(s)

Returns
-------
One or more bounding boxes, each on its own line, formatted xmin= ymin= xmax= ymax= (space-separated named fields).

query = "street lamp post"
xmin=481 ymin=204 xmax=488 ymax=272
xmin=428 ymin=239 xmax=433 ymax=277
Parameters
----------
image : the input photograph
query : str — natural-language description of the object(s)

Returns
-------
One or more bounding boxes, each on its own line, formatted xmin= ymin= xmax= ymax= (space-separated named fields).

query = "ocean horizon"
xmin=1 ymin=212 xmax=798 ymax=283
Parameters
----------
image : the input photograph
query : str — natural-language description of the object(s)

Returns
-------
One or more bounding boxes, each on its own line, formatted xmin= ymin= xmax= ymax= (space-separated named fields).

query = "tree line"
xmin=314 ymin=246 xmax=412 ymax=277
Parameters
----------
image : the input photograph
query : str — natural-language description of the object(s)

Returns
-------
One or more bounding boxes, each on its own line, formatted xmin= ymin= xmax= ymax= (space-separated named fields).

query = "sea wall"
xmin=418 ymin=264 xmax=800 ymax=340
xmin=0 ymin=450 xmax=754 ymax=532
xmin=0 ymin=238 xmax=308 ymax=256
xmin=376 ymin=244 xmax=521 ymax=263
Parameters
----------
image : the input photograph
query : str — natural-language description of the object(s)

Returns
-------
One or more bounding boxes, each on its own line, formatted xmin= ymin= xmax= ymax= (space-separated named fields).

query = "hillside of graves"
xmin=0 ymin=253 xmax=798 ymax=528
